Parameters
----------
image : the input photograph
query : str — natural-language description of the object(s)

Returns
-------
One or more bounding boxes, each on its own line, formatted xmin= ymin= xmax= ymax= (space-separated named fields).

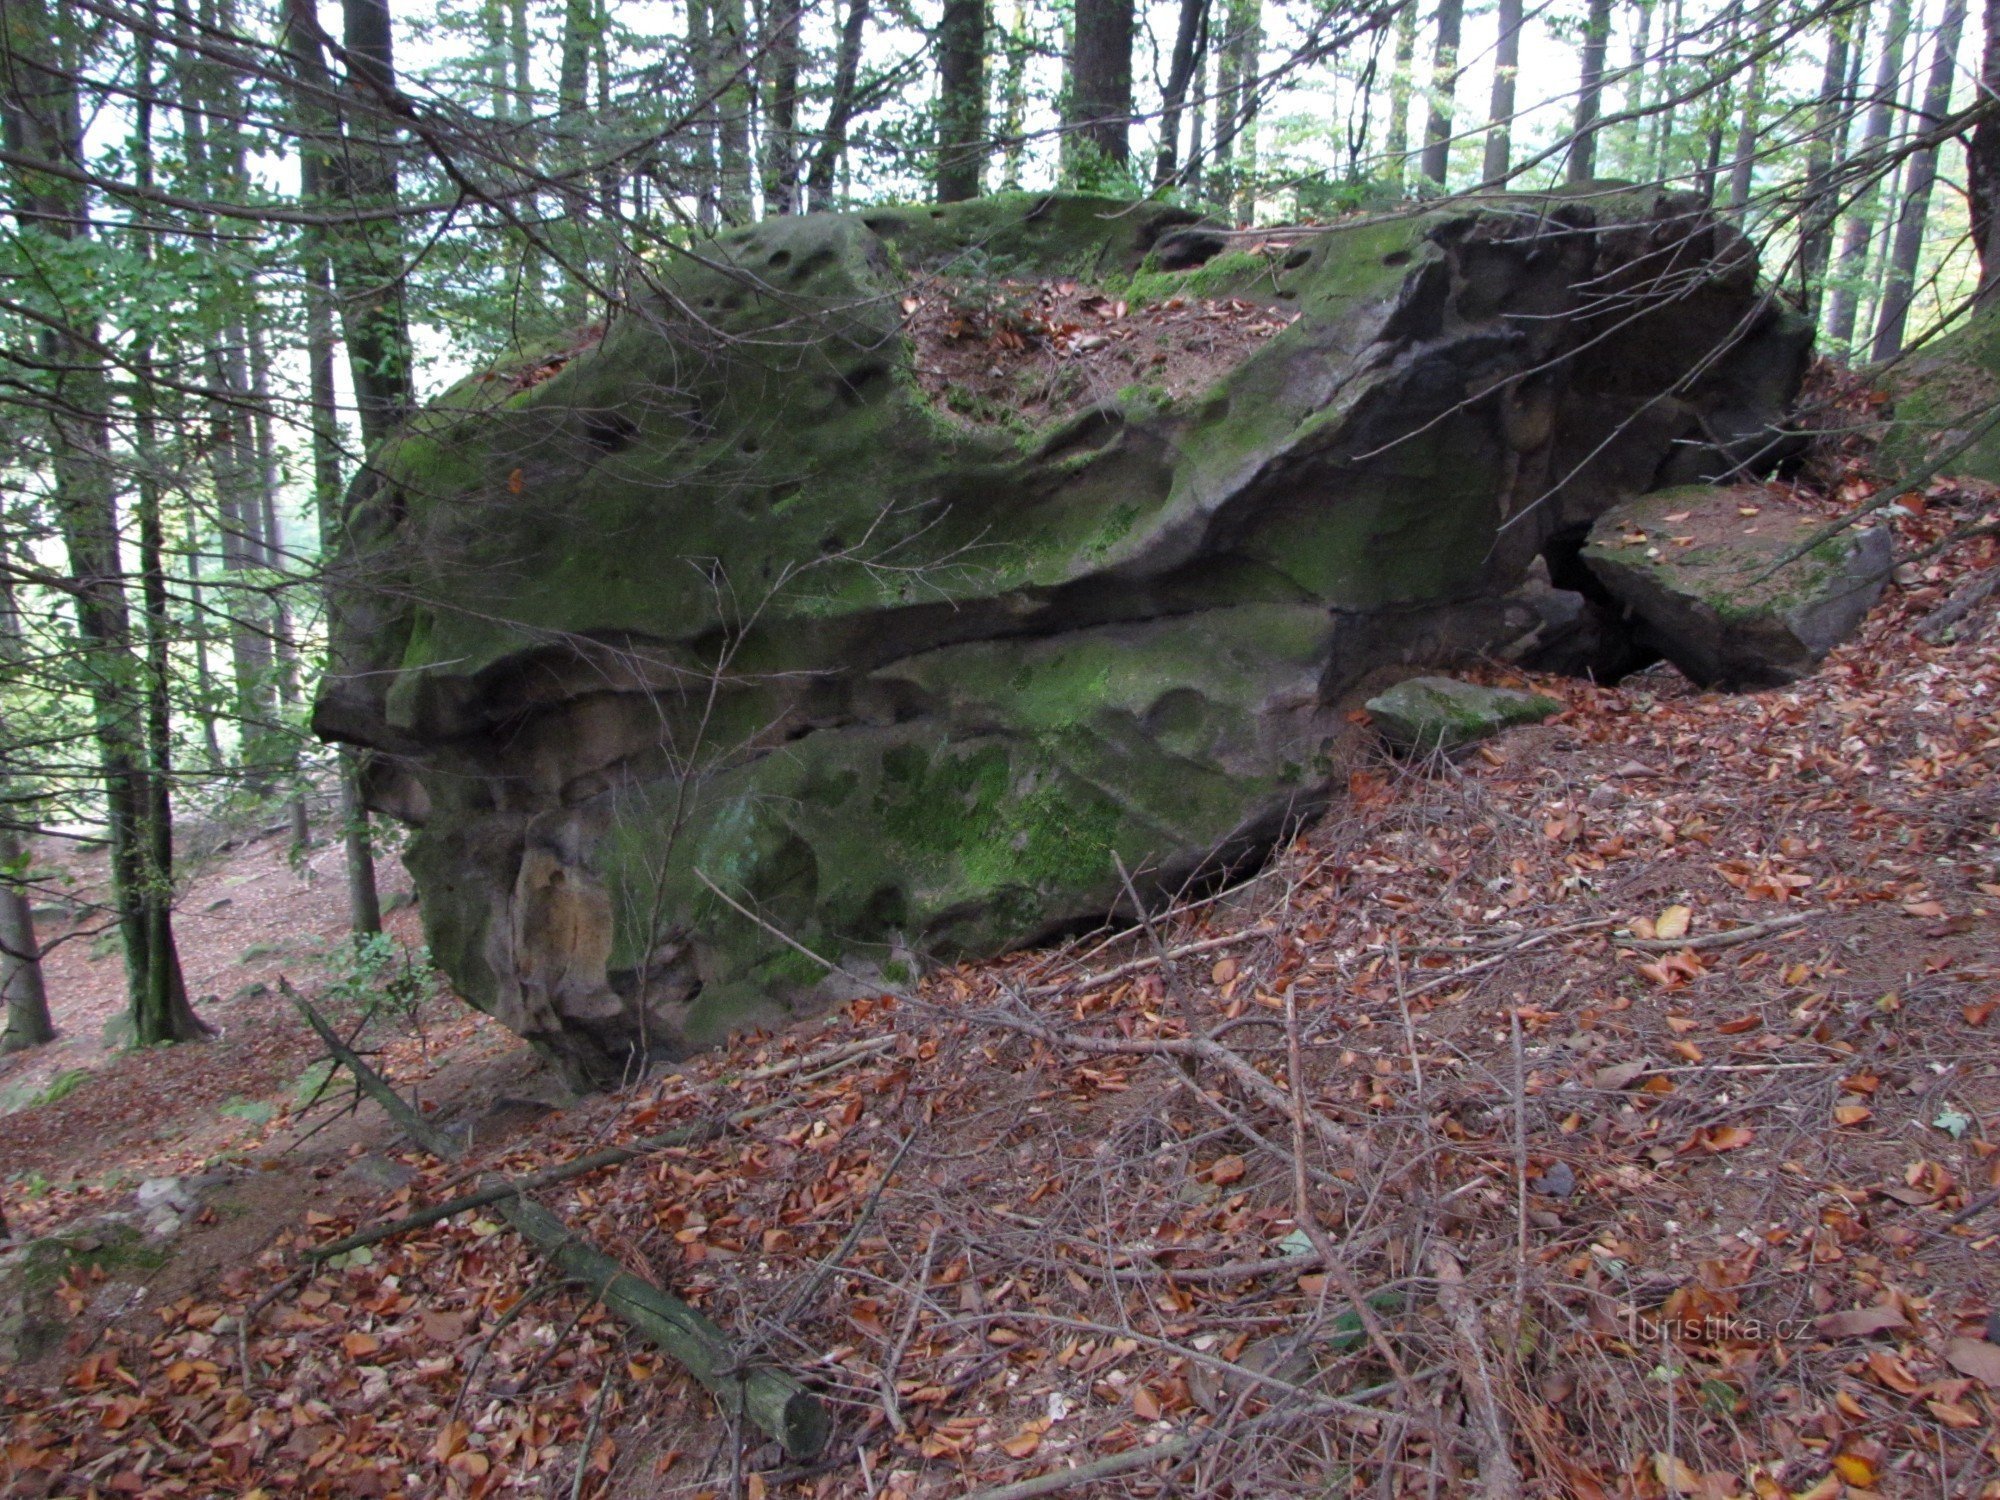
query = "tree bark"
xmin=1800 ymin=10 xmax=1860 ymax=319
xmin=1872 ymin=0 xmax=1967 ymax=360
xmin=1829 ymin=0 xmax=1912 ymax=344
xmin=284 ymin=0 xmax=417 ymax=450
xmin=1482 ymin=0 xmax=1523 ymax=183
xmin=1969 ymin=0 xmax=2000 ymax=296
xmin=1068 ymin=0 xmax=1136 ymax=172
xmin=0 ymin=0 xmax=199 ymax=1045
xmin=1154 ymin=0 xmax=1208 ymax=186
xmin=935 ymin=0 xmax=986 ymax=200
xmin=0 ymin=539 xmax=50 ymax=1055
xmin=997 ymin=0 xmax=1032 ymax=190
xmin=1212 ymin=0 xmax=1261 ymax=219
xmin=804 ymin=0 xmax=869 ymax=207
xmin=1418 ymin=0 xmax=1465 ymax=189
xmin=1567 ymin=0 xmax=1615 ymax=182
xmin=761 ymin=0 xmax=803 ymax=211
xmin=1384 ymin=0 xmax=1417 ymax=190
xmin=708 ymin=0 xmax=753 ymax=223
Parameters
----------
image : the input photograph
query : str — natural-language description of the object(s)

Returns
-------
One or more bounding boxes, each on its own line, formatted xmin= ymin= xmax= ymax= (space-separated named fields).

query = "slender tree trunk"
xmin=292 ymin=0 xmax=417 ymax=450
xmin=1384 ymin=0 xmax=1417 ymax=191
xmin=1800 ymin=10 xmax=1860 ymax=319
xmin=1615 ymin=0 xmax=1653 ymax=172
xmin=0 ymin=833 xmax=49 ymax=1053
xmin=1568 ymin=0 xmax=1615 ymax=182
xmin=1727 ymin=4 xmax=1775 ymax=215
xmin=935 ymin=0 xmax=986 ymax=200
xmin=1873 ymin=0 xmax=1967 ymax=360
xmin=307 ymin=258 xmax=382 ymax=935
xmin=1068 ymin=0 xmax=1136 ymax=173
xmin=182 ymin=513 xmax=225 ymax=771
xmin=556 ymin=0 xmax=597 ymax=304
xmin=997 ymin=0 xmax=1031 ymax=190
xmin=1646 ymin=0 xmax=1684 ymax=180
xmin=805 ymin=0 xmax=870 ymax=206
xmin=1968 ymin=0 xmax=2000 ymax=296
xmin=1482 ymin=0 xmax=1523 ymax=183
xmin=0 ymin=545 xmax=50 ymax=1055
xmin=1155 ymin=0 xmax=1208 ymax=186
xmin=1418 ymin=0 xmax=1465 ymax=189
xmin=0 ymin=0 xmax=199 ymax=1044
xmin=708 ymin=0 xmax=753 ymax=222
xmin=761 ymin=0 xmax=803 ymax=211
xmin=1222 ymin=0 xmax=1260 ymax=221
xmin=1187 ymin=28 xmax=1209 ymax=195
xmin=1831 ymin=0 xmax=1913 ymax=344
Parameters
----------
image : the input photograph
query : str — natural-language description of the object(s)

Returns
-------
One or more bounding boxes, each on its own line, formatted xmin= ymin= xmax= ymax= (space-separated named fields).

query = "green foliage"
xmin=321 ymin=932 xmax=441 ymax=1034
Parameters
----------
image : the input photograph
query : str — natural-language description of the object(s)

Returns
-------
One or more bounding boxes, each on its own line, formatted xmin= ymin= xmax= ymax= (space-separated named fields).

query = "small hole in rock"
xmin=768 ymin=249 xmax=792 ymax=269
xmin=1382 ymin=249 xmax=1413 ymax=267
xmin=1283 ymin=247 xmax=1312 ymax=270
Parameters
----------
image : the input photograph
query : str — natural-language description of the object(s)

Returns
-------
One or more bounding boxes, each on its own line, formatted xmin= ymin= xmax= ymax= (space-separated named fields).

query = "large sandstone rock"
xmin=316 ymin=189 xmax=1810 ymax=1085
xmin=1582 ymin=484 xmax=1889 ymax=688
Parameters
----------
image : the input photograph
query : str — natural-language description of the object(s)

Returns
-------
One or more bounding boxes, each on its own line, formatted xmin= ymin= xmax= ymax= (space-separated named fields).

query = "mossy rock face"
xmin=1365 ymin=678 xmax=1560 ymax=753
xmin=1581 ymin=484 xmax=1889 ymax=688
xmin=1877 ymin=299 xmax=2000 ymax=486
xmin=317 ymin=190 xmax=1809 ymax=1086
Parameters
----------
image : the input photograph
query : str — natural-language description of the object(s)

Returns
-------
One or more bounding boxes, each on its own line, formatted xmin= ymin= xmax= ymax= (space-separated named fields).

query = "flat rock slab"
xmin=1582 ymin=485 xmax=1890 ymax=689
xmin=1365 ymin=677 xmax=1560 ymax=752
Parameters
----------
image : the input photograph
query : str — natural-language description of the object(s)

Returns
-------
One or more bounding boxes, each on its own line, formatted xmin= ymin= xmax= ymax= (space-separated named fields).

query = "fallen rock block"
xmin=1365 ymin=677 xmax=1560 ymax=753
xmin=1582 ymin=485 xmax=1890 ymax=689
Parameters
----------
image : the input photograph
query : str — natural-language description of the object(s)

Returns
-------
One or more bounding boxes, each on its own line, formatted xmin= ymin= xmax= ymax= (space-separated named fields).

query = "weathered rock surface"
xmin=1876 ymin=299 xmax=2000 ymax=487
xmin=1582 ymin=485 xmax=1890 ymax=688
xmin=1366 ymin=677 xmax=1560 ymax=752
xmin=316 ymin=189 xmax=1811 ymax=1085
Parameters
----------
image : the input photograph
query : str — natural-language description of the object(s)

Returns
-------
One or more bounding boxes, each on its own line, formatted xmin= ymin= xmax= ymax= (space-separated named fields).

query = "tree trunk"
xmin=1800 ymin=10 xmax=1860 ymax=319
xmin=1646 ymin=0 xmax=1684 ymax=180
xmin=1068 ymin=0 xmax=1136 ymax=173
xmin=1567 ymin=0 xmax=1615 ymax=182
xmin=1482 ymin=0 xmax=1523 ymax=183
xmin=1872 ymin=0 xmax=1967 ymax=360
xmin=1829 ymin=0 xmax=1912 ymax=344
xmin=997 ymin=0 xmax=1032 ymax=190
xmin=1969 ymin=0 xmax=2000 ymax=296
xmin=935 ymin=0 xmax=986 ymax=200
xmin=0 ymin=837 xmax=49 ymax=1054
xmin=1726 ymin=3 xmax=1776 ymax=215
xmin=761 ymin=0 xmax=803 ymax=211
xmin=708 ymin=0 xmax=753 ymax=222
xmin=286 ymin=0 xmax=417 ymax=450
xmin=1384 ymin=0 xmax=1417 ymax=191
xmin=1418 ymin=0 xmax=1464 ymax=189
xmin=1222 ymin=0 xmax=1260 ymax=221
xmin=0 ymin=542 xmax=50 ymax=1055
xmin=1 ymin=0 xmax=199 ymax=1045
xmin=1615 ymin=0 xmax=1653 ymax=173
xmin=1155 ymin=0 xmax=1208 ymax=186
xmin=804 ymin=0 xmax=870 ymax=207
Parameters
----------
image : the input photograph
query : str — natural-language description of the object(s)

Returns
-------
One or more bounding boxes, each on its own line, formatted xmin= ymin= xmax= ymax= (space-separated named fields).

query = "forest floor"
xmin=3 ymin=486 xmax=2000 ymax=1499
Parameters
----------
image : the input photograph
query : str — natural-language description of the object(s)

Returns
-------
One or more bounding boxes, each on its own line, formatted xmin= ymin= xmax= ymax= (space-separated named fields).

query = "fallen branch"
xmin=283 ymin=980 xmax=829 ymax=1460
xmin=309 ymin=1034 xmax=895 ymax=1263
xmin=1620 ymin=913 xmax=1810 ymax=952
xmin=958 ymin=1434 xmax=1200 ymax=1500
xmin=978 ymin=999 xmax=1359 ymax=1159
xmin=1917 ymin=566 xmax=1999 ymax=641
xmin=1429 ymin=1248 xmax=1523 ymax=1500
xmin=1021 ymin=924 xmax=1274 ymax=1000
